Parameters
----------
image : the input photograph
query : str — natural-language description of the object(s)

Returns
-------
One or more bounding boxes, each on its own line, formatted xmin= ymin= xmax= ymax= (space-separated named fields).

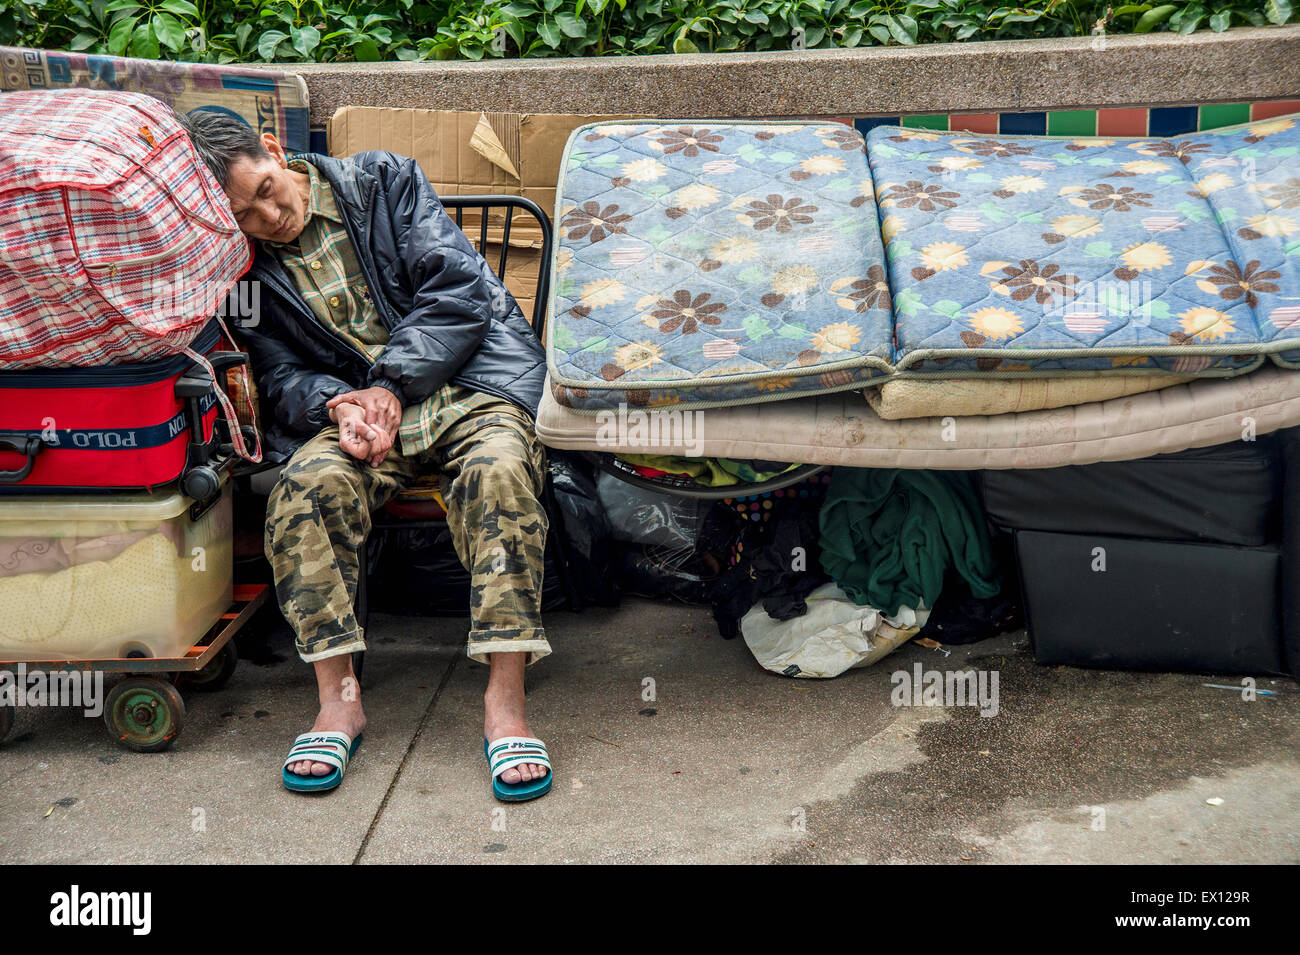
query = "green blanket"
xmin=819 ymin=468 xmax=999 ymax=617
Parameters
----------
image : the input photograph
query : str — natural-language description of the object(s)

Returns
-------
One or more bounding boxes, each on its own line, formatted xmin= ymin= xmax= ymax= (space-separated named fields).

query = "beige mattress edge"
xmin=535 ymin=366 xmax=1300 ymax=470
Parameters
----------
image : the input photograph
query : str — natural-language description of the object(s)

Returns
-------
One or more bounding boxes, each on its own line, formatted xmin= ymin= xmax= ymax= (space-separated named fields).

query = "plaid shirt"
xmin=268 ymin=158 xmax=496 ymax=456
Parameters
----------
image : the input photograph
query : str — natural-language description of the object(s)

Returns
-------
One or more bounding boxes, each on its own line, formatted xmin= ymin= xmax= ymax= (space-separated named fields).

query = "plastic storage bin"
xmin=0 ymin=482 xmax=232 ymax=661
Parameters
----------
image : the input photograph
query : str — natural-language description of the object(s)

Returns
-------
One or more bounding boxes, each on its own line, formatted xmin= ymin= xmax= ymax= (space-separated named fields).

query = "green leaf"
xmin=1084 ymin=241 xmax=1116 ymax=258
xmin=107 ymin=13 xmax=136 ymax=53
xmin=152 ymin=12 xmax=185 ymax=51
xmin=501 ymin=19 xmax=524 ymax=45
xmin=536 ymin=18 xmax=561 ymax=45
xmin=883 ymin=15 xmax=913 ymax=44
xmin=159 ymin=0 xmax=198 ymax=16
xmin=290 ymin=24 xmax=320 ymax=56
xmin=1133 ymin=3 xmax=1175 ymax=31
xmin=1208 ymin=9 xmax=1230 ymax=31
xmin=68 ymin=29 xmax=99 ymax=50
xmin=257 ymin=29 xmax=288 ymax=59
xmin=776 ymin=324 xmax=808 ymax=338
xmin=555 ymin=11 xmax=586 ymax=36
xmin=672 ymin=25 xmax=698 ymax=52
xmin=1265 ymin=0 xmax=1292 ymax=24
xmin=352 ymin=36 xmax=381 ymax=60
xmin=129 ymin=20 xmax=159 ymax=58
xmin=104 ymin=0 xmax=141 ymax=11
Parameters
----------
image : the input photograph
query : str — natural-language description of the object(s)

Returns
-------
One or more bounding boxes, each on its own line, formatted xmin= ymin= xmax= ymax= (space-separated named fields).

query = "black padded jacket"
xmin=232 ymin=150 xmax=546 ymax=462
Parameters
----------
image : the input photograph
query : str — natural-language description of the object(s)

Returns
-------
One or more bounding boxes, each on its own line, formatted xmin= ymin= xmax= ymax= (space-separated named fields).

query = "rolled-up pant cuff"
xmin=466 ymin=629 xmax=551 ymax=666
xmin=298 ymin=629 xmax=368 ymax=664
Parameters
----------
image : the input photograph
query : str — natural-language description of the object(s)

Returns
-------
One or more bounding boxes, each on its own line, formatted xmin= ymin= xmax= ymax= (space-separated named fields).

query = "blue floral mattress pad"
xmin=546 ymin=116 xmax=1300 ymax=413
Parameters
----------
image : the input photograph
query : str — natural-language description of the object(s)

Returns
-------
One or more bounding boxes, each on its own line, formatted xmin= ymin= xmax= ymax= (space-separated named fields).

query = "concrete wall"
xmin=282 ymin=25 xmax=1300 ymax=128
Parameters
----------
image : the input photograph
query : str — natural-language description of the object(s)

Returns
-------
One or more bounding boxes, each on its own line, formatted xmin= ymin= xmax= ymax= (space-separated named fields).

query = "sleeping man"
xmin=176 ymin=110 xmax=555 ymax=802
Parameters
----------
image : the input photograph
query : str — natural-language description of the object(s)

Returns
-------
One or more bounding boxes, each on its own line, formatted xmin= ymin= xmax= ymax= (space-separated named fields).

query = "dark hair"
xmin=173 ymin=109 xmax=270 ymax=189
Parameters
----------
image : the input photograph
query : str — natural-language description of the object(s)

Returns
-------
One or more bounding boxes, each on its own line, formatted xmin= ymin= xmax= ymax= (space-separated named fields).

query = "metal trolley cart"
xmin=0 ymin=583 xmax=269 ymax=752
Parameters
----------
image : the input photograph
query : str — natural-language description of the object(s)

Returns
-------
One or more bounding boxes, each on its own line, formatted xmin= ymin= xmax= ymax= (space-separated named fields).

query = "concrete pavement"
xmin=2 ymin=598 xmax=1296 ymax=864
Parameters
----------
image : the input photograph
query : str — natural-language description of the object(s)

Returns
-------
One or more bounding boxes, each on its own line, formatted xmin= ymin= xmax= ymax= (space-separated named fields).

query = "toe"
xmin=500 ymin=766 xmax=521 ymax=785
xmin=312 ymin=761 xmax=332 ymax=777
xmin=292 ymin=760 xmax=310 ymax=776
xmin=534 ymin=763 xmax=549 ymax=778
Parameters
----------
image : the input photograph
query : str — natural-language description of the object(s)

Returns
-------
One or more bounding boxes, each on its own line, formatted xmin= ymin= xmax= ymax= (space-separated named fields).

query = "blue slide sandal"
xmin=282 ymin=731 xmax=362 ymax=793
xmin=484 ymin=736 xmax=553 ymax=802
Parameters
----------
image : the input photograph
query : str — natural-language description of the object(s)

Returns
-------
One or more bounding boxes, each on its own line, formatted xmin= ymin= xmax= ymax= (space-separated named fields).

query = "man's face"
xmin=223 ymin=135 xmax=309 ymax=243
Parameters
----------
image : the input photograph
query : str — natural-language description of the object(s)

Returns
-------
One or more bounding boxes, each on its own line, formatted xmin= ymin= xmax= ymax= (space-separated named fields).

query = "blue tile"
xmin=310 ymin=127 xmax=329 ymax=155
xmin=855 ymin=116 xmax=901 ymax=135
xmin=998 ymin=112 xmax=1047 ymax=136
xmin=1148 ymin=106 xmax=1198 ymax=137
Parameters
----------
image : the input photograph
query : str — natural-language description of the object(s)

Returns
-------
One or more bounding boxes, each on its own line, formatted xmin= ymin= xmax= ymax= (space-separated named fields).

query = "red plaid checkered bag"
xmin=0 ymin=89 xmax=260 ymax=461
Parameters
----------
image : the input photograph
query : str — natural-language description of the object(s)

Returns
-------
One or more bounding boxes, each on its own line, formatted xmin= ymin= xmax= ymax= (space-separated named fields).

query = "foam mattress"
xmin=545 ymin=115 xmax=1300 ymax=414
xmin=870 ymin=117 xmax=1300 ymax=376
xmin=546 ymin=120 xmax=894 ymax=413
xmin=535 ymin=364 xmax=1300 ymax=470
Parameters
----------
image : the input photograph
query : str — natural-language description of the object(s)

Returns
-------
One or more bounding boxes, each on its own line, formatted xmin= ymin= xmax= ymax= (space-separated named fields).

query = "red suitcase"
xmin=0 ymin=321 xmax=246 ymax=496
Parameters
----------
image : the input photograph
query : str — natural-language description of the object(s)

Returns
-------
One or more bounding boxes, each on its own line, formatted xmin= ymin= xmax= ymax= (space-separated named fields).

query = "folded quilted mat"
xmin=545 ymin=115 xmax=1300 ymax=413
xmin=547 ymin=120 xmax=894 ymax=412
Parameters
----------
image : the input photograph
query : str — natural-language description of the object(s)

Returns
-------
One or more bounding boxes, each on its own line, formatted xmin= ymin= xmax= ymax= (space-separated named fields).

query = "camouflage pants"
xmin=264 ymin=399 xmax=551 ymax=666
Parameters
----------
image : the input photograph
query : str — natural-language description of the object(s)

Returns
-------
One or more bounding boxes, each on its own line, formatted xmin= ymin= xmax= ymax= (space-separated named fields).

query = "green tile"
xmin=1046 ymin=110 xmax=1097 ymax=137
xmin=901 ymin=114 xmax=949 ymax=130
xmin=1199 ymin=103 xmax=1250 ymax=130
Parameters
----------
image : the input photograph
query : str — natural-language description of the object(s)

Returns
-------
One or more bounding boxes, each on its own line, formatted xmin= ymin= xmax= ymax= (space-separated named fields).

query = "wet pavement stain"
xmin=776 ymin=651 xmax=1299 ymax=864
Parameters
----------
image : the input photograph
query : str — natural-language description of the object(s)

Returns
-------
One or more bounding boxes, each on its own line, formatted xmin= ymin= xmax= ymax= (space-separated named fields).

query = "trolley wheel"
xmin=104 ymin=678 xmax=185 ymax=752
xmin=186 ymin=640 xmax=238 ymax=692
xmin=0 ymin=702 xmax=14 ymax=742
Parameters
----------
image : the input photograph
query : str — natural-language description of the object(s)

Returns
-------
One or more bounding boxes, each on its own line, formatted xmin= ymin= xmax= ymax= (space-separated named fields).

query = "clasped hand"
xmin=326 ymin=386 xmax=401 ymax=467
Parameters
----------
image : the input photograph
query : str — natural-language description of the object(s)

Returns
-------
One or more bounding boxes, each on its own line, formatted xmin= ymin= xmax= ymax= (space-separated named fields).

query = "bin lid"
xmin=0 ymin=481 xmax=225 ymax=523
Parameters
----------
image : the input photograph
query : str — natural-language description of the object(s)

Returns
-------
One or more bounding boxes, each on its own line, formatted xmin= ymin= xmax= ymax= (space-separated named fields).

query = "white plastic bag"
xmin=741 ymin=582 xmax=929 ymax=678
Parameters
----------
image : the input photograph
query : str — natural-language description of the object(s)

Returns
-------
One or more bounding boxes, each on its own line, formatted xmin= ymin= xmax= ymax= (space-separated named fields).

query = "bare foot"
xmin=289 ymin=654 xmax=366 ymax=777
xmin=484 ymin=652 xmax=548 ymax=785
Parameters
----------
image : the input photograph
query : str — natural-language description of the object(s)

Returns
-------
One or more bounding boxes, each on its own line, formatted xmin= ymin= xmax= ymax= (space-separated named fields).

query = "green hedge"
xmin=0 ymin=0 xmax=1293 ymax=64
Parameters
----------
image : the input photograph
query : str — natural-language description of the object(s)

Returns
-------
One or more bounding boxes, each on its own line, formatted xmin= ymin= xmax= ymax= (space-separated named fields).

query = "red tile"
xmin=948 ymin=113 xmax=997 ymax=134
xmin=1097 ymin=108 xmax=1148 ymax=136
xmin=825 ymin=116 xmax=855 ymax=127
xmin=1251 ymin=100 xmax=1300 ymax=120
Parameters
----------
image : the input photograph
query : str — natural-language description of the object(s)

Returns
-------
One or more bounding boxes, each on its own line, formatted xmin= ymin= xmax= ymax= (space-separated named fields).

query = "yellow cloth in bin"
xmin=0 ymin=532 xmax=228 ymax=660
